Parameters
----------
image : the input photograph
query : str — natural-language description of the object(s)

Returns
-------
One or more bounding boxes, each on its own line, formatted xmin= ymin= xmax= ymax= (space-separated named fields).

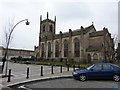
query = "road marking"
xmin=18 ymin=85 xmax=32 ymax=90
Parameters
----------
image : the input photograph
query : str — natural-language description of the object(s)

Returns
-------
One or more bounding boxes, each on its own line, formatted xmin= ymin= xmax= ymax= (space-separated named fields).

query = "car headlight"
xmin=73 ymin=72 xmax=78 ymax=75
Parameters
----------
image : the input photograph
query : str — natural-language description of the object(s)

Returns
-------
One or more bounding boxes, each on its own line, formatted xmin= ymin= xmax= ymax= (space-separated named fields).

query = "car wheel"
xmin=79 ymin=74 xmax=87 ymax=81
xmin=113 ymin=74 xmax=120 ymax=82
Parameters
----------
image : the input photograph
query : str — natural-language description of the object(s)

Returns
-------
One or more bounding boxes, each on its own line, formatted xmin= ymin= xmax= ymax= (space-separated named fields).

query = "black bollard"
xmin=78 ymin=64 xmax=80 ymax=69
xmin=67 ymin=65 xmax=69 ymax=71
xmin=41 ymin=66 xmax=43 ymax=76
xmin=26 ymin=67 xmax=29 ymax=79
xmin=73 ymin=65 xmax=75 ymax=71
xmin=51 ymin=65 xmax=54 ymax=74
xmin=60 ymin=65 xmax=62 ymax=73
xmin=7 ymin=69 xmax=11 ymax=82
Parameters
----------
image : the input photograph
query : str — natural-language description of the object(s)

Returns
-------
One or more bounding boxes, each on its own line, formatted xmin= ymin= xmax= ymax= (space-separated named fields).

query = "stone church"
xmin=35 ymin=13 xmax=115 ymax=63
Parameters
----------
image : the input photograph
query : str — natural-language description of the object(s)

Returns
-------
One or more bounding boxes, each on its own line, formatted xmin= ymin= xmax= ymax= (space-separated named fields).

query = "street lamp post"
xmin=2 ymin=19 xmax=30 ymax=72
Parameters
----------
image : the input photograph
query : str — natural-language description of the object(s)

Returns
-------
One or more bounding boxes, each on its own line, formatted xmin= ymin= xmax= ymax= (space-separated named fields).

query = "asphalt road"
xmin=16 ymin=78 xmax=119 ymax=89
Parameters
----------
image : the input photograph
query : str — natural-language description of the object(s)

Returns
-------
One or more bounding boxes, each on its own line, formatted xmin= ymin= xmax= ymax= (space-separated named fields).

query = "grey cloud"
xmin=53 ymin=2 xmax=92 ymax=21
xmin=0 ymin=1 xmax=118 ymax=50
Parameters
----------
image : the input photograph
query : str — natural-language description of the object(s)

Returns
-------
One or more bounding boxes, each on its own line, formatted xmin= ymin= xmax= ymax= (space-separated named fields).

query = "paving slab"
xmin=1 ymin=61 xmax=74 ymax=89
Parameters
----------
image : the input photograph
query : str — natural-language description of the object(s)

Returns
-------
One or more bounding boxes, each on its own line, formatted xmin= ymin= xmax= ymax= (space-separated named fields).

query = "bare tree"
xmin=114 ymin=35 xmax=120 ymax=62
xmin=3 ymin=18 xmax=14 ymax=48
xmin=112 ymin=34 xmax=119 ymax=62
xmin=113 ymin=34 xmax=118 ymax=49
xmin=2 ymin=18 xmax=14 ymax=75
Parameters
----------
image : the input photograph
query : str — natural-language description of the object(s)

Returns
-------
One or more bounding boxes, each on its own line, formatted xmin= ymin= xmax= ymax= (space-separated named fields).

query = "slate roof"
xmin=89 ymin=30 xmax=104 ymax=37
xmin=41 ymin=24 xmax=96 ymax=41
xmin=41 ymin=18 xmax=55 ymax=23
xmin=55 ymin=24 xmax=95 ymax=38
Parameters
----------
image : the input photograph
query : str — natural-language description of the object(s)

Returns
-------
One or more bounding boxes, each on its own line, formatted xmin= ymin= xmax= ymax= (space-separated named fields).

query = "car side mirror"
xmin=91 ymin=68 xmax=94 ymax=71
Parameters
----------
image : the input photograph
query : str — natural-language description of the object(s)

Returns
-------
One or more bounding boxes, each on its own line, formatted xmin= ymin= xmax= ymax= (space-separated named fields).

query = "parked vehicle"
xmin=73 ymin=63 xmax=120 ymax=82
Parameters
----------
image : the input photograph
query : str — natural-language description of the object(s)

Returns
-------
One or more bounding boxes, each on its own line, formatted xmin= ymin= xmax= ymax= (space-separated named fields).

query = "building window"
xmin=93 ymin=53 xmax=98 ymax=60
xmin=87 ymin=54 xmax=91 ymax=63
xmin=74 ymin=38 xmax=80 ymax=57
xmin=43 ymin=25 xmax=45 ymax=32
xmin=55 ymin=41 xmax=59 ymax=57
xmin=49 ymin=25 xmax=53 ymax=32
xmin=64 ymin=40 xmax=68 ymax=57
xmin=48 ymin=42 xmax=51 ymax=57
xmin=41 ymin=43 xmax=44 ymax=57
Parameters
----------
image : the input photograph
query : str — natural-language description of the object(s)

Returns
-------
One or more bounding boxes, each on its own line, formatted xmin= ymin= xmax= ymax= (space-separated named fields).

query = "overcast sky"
xmin=0 ymin=0 xmax=119 ymax=50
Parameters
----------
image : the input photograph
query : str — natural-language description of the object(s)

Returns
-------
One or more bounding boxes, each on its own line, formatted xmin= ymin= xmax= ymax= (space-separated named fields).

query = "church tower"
xmin=39 ymin=12 xmax=56 ymax=45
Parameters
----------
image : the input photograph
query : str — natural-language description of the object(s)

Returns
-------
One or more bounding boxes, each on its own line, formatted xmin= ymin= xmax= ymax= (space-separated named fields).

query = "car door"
xmin=87 ymin=64 xmax=102 ymax=79
xmin=101 ymin=64 xmax=114 ymax=79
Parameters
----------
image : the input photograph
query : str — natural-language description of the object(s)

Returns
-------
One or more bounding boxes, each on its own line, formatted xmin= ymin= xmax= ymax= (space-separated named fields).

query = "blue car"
xmin=73 ymin=63 xmax=120 ymax=82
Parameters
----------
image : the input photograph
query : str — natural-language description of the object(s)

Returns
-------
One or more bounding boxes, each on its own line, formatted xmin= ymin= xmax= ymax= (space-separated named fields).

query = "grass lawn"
xmin=15 ymin=60 xmax=120 ymax=68
xmin=113 ymin=63 xmax=120 ymax=66
xmin=16 ymin=60 xmax=92 ymax=68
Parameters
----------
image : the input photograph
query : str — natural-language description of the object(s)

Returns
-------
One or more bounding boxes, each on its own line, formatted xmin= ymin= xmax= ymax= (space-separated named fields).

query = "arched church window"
xmin=87 ymin=54 xmax=91 ymax=63
xmin=48 ymin=42 xmax=51 ymax=57
xmin=55 ymin=41 xmax=59 ymax=57
xmin=74 ymin=38 xmax=80 ymax=57
xmin=93 ymin=53 xmax=98 ymax=60
xmin=64 ymin=40 xmax=68 ymax=57
xmin=41 ymin=43 xmax=44 ymax=57
xmin=49 ymin=25 xmax=53 ymax=32
xmin=43 ymin=25 xmax=45 ymax=32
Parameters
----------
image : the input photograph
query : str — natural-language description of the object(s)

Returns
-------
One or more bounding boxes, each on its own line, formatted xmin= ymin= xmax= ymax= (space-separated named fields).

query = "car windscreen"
xmin=86 ymin=64 xmax=94 ymax=70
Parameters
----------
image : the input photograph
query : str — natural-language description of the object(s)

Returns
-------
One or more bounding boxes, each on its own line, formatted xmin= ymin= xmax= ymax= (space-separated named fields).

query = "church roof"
xmin=60 ymin=24 xmax=96 ymax=38
xmin=89 ymin=30 xmax=104 ymax=37
xmin=42 ymin=18 xmax=55 ymax=23
xmin=83 ymin=24 xmax=96 ymax=34
xmin=41 ymin=24 xmax=96 ymax=41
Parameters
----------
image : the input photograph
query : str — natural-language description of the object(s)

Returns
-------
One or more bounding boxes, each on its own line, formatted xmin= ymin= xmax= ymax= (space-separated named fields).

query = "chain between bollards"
xmin=7 ymin=69 xmax=11 ymax=82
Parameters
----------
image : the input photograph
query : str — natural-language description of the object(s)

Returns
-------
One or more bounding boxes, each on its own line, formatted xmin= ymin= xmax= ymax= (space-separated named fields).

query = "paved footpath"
xmin=0 ymin=61 xmax=73 ymax=89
